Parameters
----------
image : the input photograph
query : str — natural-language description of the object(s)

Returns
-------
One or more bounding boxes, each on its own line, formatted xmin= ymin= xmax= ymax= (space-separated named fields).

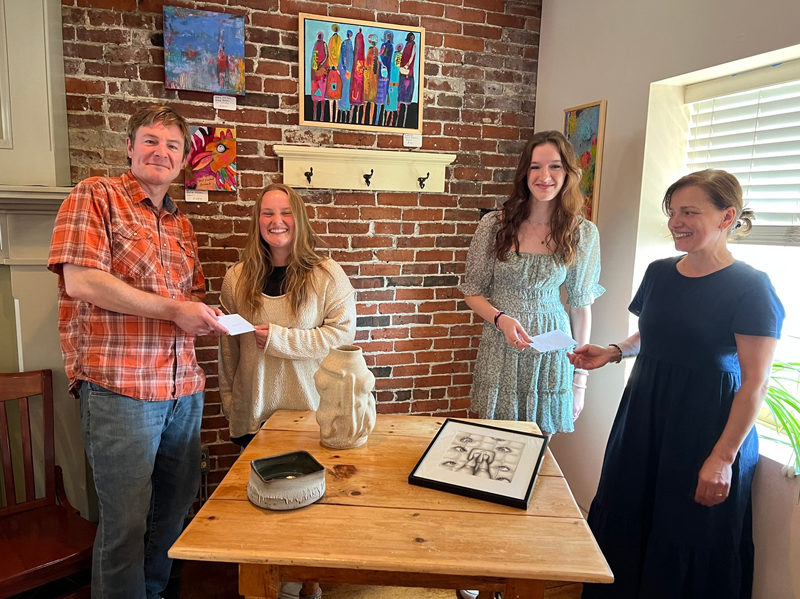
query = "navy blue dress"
xmin=583 ymin=257 xmax=784 ymax=599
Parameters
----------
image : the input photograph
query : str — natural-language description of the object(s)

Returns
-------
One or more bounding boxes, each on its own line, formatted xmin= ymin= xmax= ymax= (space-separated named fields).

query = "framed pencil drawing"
xmin=408 ymin=419 xmax=549 ymax=509
xmin=563 ymin=100 xmax=607 ymax=223
xmin=298 ymin=13 xmax=425 ymax=134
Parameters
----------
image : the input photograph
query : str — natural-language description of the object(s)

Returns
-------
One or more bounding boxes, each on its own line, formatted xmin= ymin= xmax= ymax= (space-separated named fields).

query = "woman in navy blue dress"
xmin=570 ymin=170 xmax=784 ymax=599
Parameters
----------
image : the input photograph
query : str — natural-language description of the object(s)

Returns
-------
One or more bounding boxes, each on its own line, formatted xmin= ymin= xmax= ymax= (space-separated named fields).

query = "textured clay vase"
xmin=314 ymin=344 xmax=376 ymax=449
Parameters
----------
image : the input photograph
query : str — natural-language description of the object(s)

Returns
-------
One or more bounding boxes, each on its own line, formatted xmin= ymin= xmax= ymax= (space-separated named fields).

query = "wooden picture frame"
xmin=408 ymin=419 xmax=549 ymax=509
xmin=563 ymin=100 xmax=607 ymax=223
xmin=298 ymin=13 xmax=425 ymax=134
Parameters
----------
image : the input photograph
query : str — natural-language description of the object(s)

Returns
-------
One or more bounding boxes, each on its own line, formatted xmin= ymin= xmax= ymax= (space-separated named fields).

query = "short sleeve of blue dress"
xmin=565 ymin=219 xmax=605 ymax=307
xmin=584 ymin=256 xmax=784 ymax=599
xmin=458 ymin=211 xmax=498 ymax=298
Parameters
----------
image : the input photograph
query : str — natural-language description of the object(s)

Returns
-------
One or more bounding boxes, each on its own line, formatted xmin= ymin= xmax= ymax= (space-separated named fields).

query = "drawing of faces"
xmin=439 ymin=430 xmax=524 ymax=482
xmin=490 ymin=438 xmax=524 ymax=483
xmin=455 ymin=447 xmax=496 ymax=479
xmin=439 ymin=437 xmax=473 ymax=471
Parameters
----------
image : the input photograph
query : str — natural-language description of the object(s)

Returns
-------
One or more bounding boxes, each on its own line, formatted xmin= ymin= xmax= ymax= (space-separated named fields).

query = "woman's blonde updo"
xmin=662 ymin=169 xmax=754 ymax=237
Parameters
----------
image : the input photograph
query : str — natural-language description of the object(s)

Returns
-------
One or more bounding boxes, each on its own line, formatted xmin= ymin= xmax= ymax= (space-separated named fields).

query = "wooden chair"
xmin=0 ymin=369 xmax=96 ymax=597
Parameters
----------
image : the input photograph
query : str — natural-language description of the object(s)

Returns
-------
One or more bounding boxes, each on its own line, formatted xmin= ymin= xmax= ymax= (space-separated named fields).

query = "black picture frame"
xmin=408 ymin=419 xmax=549 ymax=510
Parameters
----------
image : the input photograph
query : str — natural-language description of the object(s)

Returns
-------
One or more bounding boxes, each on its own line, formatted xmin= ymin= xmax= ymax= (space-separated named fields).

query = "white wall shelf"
xmin=273 ymin=145 xmax=456 ymax=193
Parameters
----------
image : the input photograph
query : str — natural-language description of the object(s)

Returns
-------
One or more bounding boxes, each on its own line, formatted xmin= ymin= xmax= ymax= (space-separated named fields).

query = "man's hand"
xmin=63 ymin=263 xmax=228 ymax=337
xmin=172 ymin=302 xmax=228 ymax=336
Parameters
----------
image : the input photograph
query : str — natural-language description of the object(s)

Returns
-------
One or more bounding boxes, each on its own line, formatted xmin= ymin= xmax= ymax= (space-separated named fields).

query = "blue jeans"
xmin=80 ymin=381 xmax=202 ymax=599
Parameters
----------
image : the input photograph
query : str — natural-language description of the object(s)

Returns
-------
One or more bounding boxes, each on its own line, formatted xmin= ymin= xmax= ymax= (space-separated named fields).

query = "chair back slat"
xmin=0 ymin=403 xmax=17 ymax=507
xmin=18 ymin=397 xmax=36 ymax=502
xmin=0 ymin=370 xmax=57 ymax=512
xmin=42 ymin=370 xmax=55 ymax=501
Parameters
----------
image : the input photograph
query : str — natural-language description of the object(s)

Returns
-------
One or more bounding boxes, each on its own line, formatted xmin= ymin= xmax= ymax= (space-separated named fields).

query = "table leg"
xmin=503 ymin=579 xmax=545 ymax=599
xmin=240 ymin=563 xmax=280 ymax=599
xmin=300 ymin=581 xmax=322 ymax=598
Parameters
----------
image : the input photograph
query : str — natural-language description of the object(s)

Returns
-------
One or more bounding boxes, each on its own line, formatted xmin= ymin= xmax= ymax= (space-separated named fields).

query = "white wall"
xmin=535 ymin=1 xmax=800 ymax=597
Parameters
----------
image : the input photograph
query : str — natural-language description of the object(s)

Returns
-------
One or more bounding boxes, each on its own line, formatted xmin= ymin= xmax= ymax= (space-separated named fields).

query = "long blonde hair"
xmin=235 ymin=183 xmax=325 ymax=318
xmin=495 ymin=131 xmax=585 ymax=266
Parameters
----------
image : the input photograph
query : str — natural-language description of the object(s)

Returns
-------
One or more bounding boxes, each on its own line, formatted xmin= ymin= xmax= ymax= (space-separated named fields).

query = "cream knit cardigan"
xmin=218 ymin=258 xmax=357 ymax=438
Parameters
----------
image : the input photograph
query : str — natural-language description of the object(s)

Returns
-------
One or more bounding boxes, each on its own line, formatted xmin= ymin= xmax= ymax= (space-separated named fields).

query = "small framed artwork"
xmin=563 ymin=100 xmax=607 ymax=223
xmin=185 ymin=125 xmax=237 ymax=191
xmin=298 ymin=13 xmax=425 ymax=134
xmin=163 ymin=6 xmax=246 ymax=96
xmin=408 ymin=419 xmax=549 ymax=509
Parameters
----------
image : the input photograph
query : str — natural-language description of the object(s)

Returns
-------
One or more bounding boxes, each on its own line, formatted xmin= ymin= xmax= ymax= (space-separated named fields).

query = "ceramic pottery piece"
xmin=247 ymin=450 xmax=326 ymax=511
xmin=314 ymin=344 xmax=377 ymax=449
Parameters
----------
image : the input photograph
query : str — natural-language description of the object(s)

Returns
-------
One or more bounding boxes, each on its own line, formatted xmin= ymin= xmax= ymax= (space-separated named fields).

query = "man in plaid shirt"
xmin=48 ymin=105 xmax=228 ymax=599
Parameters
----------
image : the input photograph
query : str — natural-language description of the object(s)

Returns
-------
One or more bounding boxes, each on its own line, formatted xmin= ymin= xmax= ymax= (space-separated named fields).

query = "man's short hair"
xmin=126 ymin=105 xmax=191 ymax=158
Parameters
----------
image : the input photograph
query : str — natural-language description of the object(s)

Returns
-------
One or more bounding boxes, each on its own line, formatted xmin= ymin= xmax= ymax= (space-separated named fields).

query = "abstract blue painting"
xmin=164 ymin=6 xmax=245 ymax=96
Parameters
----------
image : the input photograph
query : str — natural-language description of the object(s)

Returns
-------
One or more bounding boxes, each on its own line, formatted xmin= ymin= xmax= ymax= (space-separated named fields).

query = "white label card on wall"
xmin=185 ymin=189 xmax=209 ymax=203
xmin=403 ymin=133 xmax=423 ymax=148
xmin=213 ymin=95 xmax=237 ymax=111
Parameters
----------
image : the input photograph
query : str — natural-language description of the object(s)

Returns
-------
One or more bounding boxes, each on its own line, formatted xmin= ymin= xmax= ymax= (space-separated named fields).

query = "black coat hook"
xmin=363 ymin=168 xmax=374 ymax=187
xmin=304 ymin=166 xmax=313 ymax=184
xmin=418 ymin=172 xmax=430 ymax=189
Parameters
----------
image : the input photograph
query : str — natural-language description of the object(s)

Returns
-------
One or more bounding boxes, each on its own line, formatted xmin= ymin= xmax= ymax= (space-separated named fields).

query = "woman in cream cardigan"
xmin=219 ymin=183 xmax=356 ymax=448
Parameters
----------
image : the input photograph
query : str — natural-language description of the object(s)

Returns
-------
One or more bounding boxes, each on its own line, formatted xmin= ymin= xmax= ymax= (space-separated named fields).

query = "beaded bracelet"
xmin=609 ymin=343 xmax=623 ymax=364
xmin=493 ymin=310 xmax=506 ymax=329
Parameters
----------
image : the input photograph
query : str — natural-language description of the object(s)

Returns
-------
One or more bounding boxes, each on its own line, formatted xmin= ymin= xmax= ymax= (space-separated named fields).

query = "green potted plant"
xmin=760 ymin=361 xmax=800 ymax=475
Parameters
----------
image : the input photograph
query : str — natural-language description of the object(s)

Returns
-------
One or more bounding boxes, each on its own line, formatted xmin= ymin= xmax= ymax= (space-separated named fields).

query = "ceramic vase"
xmin=314 ymin=344 xmax=376 ymax=449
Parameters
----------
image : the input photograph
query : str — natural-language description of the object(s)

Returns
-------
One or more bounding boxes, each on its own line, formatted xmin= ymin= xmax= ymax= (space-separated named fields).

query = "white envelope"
xmin=528 ymin=329 xmax=577 ymax=353
xmin=217 ymin=313 xmax=255 ymax=336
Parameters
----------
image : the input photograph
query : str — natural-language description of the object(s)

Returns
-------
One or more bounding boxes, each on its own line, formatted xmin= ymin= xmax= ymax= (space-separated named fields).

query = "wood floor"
xmin=172 ymin=560 xmax=582 ymax=599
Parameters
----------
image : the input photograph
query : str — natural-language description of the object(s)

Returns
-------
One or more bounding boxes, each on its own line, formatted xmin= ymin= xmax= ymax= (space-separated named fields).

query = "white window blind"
xmin=685 ymin=78 xmax=800 ymax=245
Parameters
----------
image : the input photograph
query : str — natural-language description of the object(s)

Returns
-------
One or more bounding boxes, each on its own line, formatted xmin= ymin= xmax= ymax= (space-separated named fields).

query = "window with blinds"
xmin=685 ymin=77 xmax=800 ymax=246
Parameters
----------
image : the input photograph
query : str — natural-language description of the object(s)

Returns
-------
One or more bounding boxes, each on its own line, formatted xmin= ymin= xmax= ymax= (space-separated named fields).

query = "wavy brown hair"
xmin=235 ymin=183 xmax=326 ymax=318
xmin=495 ymin=131 xmax=584 ymax=266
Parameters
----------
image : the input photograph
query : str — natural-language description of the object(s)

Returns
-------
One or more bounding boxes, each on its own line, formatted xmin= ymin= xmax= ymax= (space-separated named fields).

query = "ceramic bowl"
xmin=247 ymin=450 xmax=326 ymax=511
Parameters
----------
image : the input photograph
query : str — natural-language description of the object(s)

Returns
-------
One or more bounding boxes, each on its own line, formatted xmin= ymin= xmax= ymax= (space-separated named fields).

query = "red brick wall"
xmin=60 ymin=0 xmax=540 ymax=486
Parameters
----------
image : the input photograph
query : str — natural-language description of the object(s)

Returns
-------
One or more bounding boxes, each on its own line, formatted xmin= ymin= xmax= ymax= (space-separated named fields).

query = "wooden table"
xmin=170 ymin=411 xmax=612 ymax=598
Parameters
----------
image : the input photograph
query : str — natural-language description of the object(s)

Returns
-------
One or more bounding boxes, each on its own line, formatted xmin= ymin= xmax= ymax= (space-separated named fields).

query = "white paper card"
xmin=213 ymin=95 xmax=237 ymax=110
xmin=185 ymin=189 xmax=209 ymax=203
xmin=403 ymin=133 xmax=423 ymax=147
xmin=528 ymin=329 xmax=577 ymax=353
xmin=217 ymin=313 xmax=255 ymax=336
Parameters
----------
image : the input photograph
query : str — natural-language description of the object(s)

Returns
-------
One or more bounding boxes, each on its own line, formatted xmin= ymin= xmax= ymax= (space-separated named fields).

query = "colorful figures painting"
xmin=300 ymin=14 xmax=424 ymax=133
